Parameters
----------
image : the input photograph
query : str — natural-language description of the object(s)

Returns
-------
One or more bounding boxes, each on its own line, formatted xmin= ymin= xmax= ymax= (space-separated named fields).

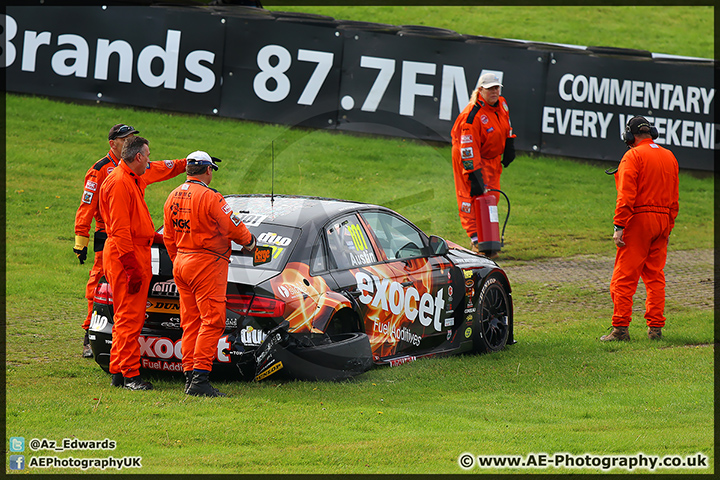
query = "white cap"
xmin=187 ymin=150 xmax=220 ymax=171
xmin=477 ymin=72 xmax=503 ymax=89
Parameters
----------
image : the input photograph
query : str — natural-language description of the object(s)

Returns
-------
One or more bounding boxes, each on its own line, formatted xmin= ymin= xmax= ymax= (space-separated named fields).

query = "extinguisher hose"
xmin=486 ymin=189 xmax=510 ymax=247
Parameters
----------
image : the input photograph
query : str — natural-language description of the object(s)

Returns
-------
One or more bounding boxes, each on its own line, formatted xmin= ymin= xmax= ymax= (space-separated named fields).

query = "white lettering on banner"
xmin=542 ymin=108 xmax=613 ymax=138
xmin=616 ymin=113 xmax=715 ymax=149
xmin=3 ymin=14 xmax=217 ymax=93
xmin=355 ymin=271 xmax=446 ymax=332
xmin=399 ymin=60 xmax=436 ymax=116
xmin=253 ymin=44 xmax=334 ymax=105
xmin=557 ymin=74 xmax=714 ymax=114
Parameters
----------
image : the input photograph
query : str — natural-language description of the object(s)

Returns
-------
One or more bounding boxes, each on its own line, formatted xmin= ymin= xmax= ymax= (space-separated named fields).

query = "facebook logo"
xmin=10 ymin=436 xmax=25 ymax=452
xmin=9 ymin=455 xmax=25 ymax=470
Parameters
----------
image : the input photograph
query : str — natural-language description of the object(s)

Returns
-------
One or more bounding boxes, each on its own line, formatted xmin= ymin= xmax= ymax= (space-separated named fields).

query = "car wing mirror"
xmin=427 ymin=235 xmax=449 ymax=256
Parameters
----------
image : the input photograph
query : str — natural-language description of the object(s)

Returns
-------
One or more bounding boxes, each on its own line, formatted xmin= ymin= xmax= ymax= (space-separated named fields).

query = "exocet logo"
xmin=2 ymin=14 xmax=217 ymax=93
xmin=355 ymin=271 xmax=446 ymax=332
xmin=138 ymin=335 xmax=231 ymax=363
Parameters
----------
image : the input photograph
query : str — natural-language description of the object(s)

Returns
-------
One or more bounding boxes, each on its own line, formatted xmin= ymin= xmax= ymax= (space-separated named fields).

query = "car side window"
xmin=309 ymin=234 xmax=328 ymax=274
xmin=325 ymin=214 xmax=376 ymax=270
xmin=360 ymin=211 xmax=424 ymax=260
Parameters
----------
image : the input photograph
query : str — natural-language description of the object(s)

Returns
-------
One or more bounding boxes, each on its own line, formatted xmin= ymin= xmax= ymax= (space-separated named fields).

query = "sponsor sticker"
xmin=253 ymin=245 xmax=273 ymax=265
xmin=222 ymin=204 xmax=232 ymax=215
xmin=460 ymin=134 xmax=473 ymax=144
xmin=181 ymin=183 xmax=190 ymax=190
xmin=255 ymin=361 xmax=283 ymax=381
xmin=164 ymin=160 xmax=174 ymax=169
xmin=481 ymin=114 xmax=489 ymax=124
xmin=82 ymin=191 xmax=93 ymax=204
xmin=461 ymin=202 xmax=471 ymax=214
xmin=461 ymin=147 xmax=474 ymax=160
xmin=487 ymin=127 xmax=495 ymax=133
xmin=465 ymin=327 xmax=472 ymax=338
xmin=230 ymin=213 xmax=242 ymax=227
xmin=85 ymin=180 xmax=98 ymax=191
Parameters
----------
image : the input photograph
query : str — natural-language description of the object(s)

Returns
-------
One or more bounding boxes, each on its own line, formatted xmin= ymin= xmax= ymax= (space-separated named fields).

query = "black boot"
xmin=111 ymin=373 xmax=124 ymax=387
xmin=82 ymin=331 xmax=93 ymax=358
xmin=187 ymin=370 xmax=226 ymax=397
xmin=183 ymin=371 xmax=193 ymax=394
xmin=123 ymin=375 xmax=153 ymax=391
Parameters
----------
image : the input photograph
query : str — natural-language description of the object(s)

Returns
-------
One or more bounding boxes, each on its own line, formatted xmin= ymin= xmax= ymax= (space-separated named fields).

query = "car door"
xmin=327 ymin=210 xmax=458 ymax=362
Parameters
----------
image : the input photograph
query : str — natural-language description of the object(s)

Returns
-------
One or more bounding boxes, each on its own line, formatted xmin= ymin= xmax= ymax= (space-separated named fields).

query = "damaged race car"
xmin=89 ymin=195 xmax=514 ymax=382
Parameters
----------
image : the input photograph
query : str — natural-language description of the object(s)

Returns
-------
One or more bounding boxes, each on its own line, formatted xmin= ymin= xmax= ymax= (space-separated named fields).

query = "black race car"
xmin=89 ymin=195 xmax=514 ymax=381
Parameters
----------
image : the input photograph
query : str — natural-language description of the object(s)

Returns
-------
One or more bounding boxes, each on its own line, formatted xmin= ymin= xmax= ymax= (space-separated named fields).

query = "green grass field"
xmin=5 ymin=5 xmax=714 ymax=475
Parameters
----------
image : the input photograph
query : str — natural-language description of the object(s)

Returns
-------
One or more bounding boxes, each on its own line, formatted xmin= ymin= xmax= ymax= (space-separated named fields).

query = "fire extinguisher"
xmin=474 ymin=189 xmax=510 ymax=256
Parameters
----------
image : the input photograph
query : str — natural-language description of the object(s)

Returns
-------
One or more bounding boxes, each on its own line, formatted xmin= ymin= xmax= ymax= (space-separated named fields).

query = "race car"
xmin=88 ymin=194 xmax=514 ymax=382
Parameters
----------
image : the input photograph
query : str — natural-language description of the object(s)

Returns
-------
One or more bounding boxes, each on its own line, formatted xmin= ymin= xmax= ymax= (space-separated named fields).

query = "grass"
xmin=4 ymin=4 xmax=715 ymax=475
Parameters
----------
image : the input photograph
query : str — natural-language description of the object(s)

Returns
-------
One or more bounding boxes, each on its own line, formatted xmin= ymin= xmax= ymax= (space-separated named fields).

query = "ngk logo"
xmin=354 ymin=271 xmax=446 ymax=332
xmin=138 ymin=336 xmax=231 ymax=363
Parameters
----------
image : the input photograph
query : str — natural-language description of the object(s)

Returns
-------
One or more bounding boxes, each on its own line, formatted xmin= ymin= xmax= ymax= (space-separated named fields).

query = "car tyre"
xmin=472 ymin=273 xmax=510 ymax=354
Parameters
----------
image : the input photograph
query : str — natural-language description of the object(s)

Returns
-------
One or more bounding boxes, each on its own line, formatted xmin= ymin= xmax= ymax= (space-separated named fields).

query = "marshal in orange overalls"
xmin=163 ymin=178 xmax=254 ymax=373
xmin=76 ymin=151 xmax=186 ymax=330
xmin=450 ymin=96 xmax=514 ymax=241
xmin=610 ymin=138 xmax=679 ymax=328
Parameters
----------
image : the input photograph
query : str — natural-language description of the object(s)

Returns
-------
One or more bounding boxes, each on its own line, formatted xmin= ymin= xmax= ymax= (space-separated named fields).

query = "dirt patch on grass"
xmin=501 ymin=249 xmax=714 ymax=313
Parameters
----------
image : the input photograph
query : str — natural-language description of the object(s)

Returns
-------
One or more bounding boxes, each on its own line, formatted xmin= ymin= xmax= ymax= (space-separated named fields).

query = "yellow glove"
xmin=74 ymin=235 xmax=90 ymax=265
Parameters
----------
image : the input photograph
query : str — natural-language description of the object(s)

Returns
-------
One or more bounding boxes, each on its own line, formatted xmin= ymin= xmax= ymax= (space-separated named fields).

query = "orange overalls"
xmin=76 ymin=152 xmax=186 ymax=329
xmin=163 ymin=178 xmax=253 ymax=372
xmin=75 ymin=150 xmax=121 ymax=330
xmin=450 ymin=96 xmax=515 ymax=241
xmin=610 ymin=138 xmax=679 ymax=328
xmin=98 ymin=159 xmax=186 ymax=378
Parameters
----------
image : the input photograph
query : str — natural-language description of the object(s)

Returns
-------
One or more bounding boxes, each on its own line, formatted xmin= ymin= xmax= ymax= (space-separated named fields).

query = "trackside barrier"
xmin=3 ymin=5 xmax=714 ymax=170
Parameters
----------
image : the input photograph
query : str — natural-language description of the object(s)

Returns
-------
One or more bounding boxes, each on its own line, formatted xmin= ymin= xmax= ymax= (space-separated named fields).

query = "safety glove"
xmin=119 ymin=251 xmax=144 ymax=294
xmin=469 ymin=169 xmax=486 ymax=197
xmin=502 ymin=137 xmax=515 ymax=168
xmin=74 ymin=235 xmax=90 ymax=264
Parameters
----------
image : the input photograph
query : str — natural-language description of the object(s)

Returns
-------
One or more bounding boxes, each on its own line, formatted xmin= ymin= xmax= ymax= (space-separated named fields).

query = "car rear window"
xmin=230 ymin=224 xmax=300 ymax=271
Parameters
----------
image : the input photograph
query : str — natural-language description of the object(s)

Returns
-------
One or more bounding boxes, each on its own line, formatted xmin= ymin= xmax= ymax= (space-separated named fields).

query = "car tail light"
xmin=227 ymin=294 xmax=285 ymax=318
xmin=94 ymin=282 xmax=113 ymax=305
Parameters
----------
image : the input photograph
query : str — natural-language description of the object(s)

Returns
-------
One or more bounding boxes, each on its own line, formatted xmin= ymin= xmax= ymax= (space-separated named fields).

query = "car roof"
xmin=223 ymin=194 xmax=383 ymax=228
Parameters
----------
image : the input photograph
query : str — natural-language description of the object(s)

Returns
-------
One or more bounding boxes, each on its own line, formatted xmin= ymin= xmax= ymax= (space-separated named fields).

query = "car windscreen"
xmin=230 ymin=224 xmax=300 ymax=271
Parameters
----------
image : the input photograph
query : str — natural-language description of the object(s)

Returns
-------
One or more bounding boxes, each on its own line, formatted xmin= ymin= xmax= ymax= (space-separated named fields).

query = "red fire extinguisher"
xmin=474 ymin=189 xmax=510 ymax=256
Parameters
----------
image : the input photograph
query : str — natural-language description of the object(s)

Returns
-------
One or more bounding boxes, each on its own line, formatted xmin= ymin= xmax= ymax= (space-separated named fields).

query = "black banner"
xmin=3 ymin=6 xmax=714 ymax=170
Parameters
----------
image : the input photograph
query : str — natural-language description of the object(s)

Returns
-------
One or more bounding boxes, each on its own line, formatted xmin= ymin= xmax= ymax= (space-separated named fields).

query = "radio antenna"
xmin=271 ymin=141 xmax=275 ymax=207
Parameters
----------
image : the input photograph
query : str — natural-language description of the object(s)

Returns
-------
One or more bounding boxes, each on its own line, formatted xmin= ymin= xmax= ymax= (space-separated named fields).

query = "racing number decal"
xmin=347 ymin=223 xmax=368 ymax=252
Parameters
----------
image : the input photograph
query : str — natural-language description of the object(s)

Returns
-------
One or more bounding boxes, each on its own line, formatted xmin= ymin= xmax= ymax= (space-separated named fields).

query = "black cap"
xmin=108 ymin=124 xmax=139 ymax=140
xmin=626 ymin=116 xmax=652 ymax=135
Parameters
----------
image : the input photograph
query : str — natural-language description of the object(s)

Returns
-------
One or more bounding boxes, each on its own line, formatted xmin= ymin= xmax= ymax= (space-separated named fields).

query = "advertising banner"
xmin=4 ymin=6 xmax=225 ymax=115
xmin=3 ymin=6 xmax=714 ymax=170
xmin=540 ymin=52 xmax=715 ymax=170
